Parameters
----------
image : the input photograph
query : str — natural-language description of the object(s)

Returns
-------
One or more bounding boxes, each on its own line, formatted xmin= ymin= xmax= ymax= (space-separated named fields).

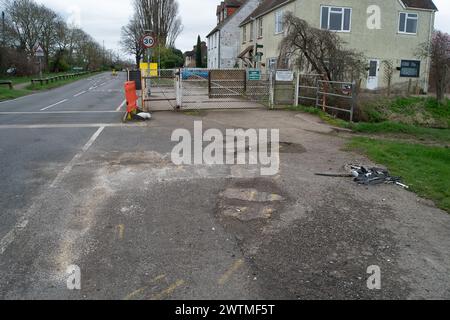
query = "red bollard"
xmin=124 ymin=81 xmax=139 ymax=119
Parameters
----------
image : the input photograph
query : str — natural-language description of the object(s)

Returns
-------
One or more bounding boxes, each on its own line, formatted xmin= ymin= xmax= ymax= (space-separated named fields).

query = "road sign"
xmin=247 ymin=69 xmax=261 ymax=81
xmin=35 ymin=45 xmax=44 ymax=57
xmin=276 ymin=70 xmax=294 ymax=82
xmin=142 ymin=34 xmax=156 ymax=49
xmin=139 ymin=62 xmax=158 ymax=77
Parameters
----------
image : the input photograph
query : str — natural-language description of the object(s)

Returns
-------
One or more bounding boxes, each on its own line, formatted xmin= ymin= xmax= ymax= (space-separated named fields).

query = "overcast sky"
xmin=35 ymin=0 xmax=450 ymax=58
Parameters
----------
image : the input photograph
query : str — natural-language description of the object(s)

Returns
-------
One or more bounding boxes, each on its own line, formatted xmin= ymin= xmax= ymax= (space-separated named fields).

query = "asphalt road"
xmin=0 ymin=74 xmax=449 ymax=300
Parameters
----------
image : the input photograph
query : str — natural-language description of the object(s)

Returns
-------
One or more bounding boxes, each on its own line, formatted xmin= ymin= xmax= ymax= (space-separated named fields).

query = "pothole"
xmin=221 ymin=188 xmax=284 ymax=202
xmin=217 ymin=183 xmax=285 ymax=222
xmin=278 ymin=142 xmax=306 ymax=154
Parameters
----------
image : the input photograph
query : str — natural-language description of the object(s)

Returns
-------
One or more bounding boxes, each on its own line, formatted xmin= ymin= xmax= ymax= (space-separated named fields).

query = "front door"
xmin=367 ymin=59 xmax=380 ymax=90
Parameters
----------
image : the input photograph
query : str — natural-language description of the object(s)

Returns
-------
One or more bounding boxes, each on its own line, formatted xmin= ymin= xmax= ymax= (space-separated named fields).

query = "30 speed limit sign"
xmin=142 ymin=34 xmax=156 ymax=49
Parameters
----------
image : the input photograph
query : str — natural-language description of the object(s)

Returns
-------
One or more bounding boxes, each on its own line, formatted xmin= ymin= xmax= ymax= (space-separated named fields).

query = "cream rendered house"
xmin=238 ymin=0 xmax=437 ymax=91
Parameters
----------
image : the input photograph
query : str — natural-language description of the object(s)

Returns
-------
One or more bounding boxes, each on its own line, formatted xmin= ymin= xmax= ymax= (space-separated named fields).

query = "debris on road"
xmin=315 ymin=164 xmax=409 ymax=189
xmin=136 ymin=112 xmax=152 ymax=120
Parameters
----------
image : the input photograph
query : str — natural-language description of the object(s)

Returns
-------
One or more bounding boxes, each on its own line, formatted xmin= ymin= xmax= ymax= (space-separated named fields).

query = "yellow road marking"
xmin=117 ymin=224 xmax=124 ymax=240
xmin=218 ymin=259 xmax=244 ymax=285
xmin=124 ymin=288 xmax=145 ymax=301
xmin=123 ymin=274 xmax=166 ymax=300
xmin=150 ymin=279 xmax=185 ymax=300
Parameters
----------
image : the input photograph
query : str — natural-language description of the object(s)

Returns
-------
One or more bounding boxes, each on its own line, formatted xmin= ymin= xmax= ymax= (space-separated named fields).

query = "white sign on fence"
xmin=276 ymin=70 xmax=294 ymax=82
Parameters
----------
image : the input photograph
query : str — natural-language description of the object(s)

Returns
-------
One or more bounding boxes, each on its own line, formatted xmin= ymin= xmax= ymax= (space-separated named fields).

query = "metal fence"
xmin=296 ymin=73 xmax=323 ymax=105
xmin=180 ymin=68 xmax=272 ymax=110
xmin=293 ymin=73 xmax=356 ymax=122
xmin=316 ymin=80 xmax=356 ymax=122
xmin=142 ymin=68 xmax=178 ymax=111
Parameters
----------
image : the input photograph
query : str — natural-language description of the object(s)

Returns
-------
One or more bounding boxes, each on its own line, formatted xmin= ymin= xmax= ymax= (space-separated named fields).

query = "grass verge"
xmin=347 ymin=137 xmax=450 ymax=213
xmin=349 ymin=121 xmax=450 ymax=144
xmin=0 ymin=87 xmax=32 ymax=101
xmin=286 ymin=105 xmax=450 ymax=144
xmin=359 ymin=96 xmax=450 ymax=128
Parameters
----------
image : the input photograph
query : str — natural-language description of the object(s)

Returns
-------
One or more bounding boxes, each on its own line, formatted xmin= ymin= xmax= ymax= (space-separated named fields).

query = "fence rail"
xmin=294 ymin=73 xmax=356 ymax=122
xmin=31 ymin=71 xmax=91 ymax=85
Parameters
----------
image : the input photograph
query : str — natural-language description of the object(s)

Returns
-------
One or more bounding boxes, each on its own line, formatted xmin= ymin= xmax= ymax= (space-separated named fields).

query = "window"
xmin=400 ymin=60 xmax=420 ymax=77
xmin=275 ymin=10 xmax=284 ymax=34
xmin=250 ymin=21 xmax=254 ymax=41
xmin=321 ymin=6 xmax=352 ymax=32
xmin=242 ymin=25 xmax=247 ymax=43
xmin=258 ymin=18 xmax=263 ymax=38
xmin=267 ymin=57 xmax=277 ymax=70
xmin=399 ymin=12 xmax=418 ymax=34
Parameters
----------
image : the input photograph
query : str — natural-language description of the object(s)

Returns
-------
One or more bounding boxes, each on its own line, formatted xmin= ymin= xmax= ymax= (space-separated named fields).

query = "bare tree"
xmin=1 ymin=0 xmax=124 ymax=74
xmin=3 ymin=0 xmax=45 ymax=55
xmin=120 ymin=16 xmax=144 ymax=67
xmin=133 ymin=0 xmax=183 ymax=47
xmin=39 ymin=5 xmax=59 ymax=70
xmin=418 ymin=30 xmax=450 ymax=103
xmin=280 ymin=12 xmax=366 ymax=82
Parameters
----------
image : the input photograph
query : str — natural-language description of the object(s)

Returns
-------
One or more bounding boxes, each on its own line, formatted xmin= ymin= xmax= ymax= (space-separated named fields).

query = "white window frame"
xmin=258 ymin=18 xmax=263 ymax=38
xmin=398 ymin=12 xmax=418 ymax=35
xmin=250 ymin=21 xmax=254 ymax=42
xmin=320 ymin=6 xmax=352 ymax=32
xmin=275 ymin=10 xmax=284 ymax=34
xmin=242 ymin=25 xmax=247 ymax=43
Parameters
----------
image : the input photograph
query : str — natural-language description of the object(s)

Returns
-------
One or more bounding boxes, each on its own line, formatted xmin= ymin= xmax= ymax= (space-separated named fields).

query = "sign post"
xmin=35 ymin=45 xmax=44 ymax=79
xmin=141 ymin=33 xmax=157 ymax=99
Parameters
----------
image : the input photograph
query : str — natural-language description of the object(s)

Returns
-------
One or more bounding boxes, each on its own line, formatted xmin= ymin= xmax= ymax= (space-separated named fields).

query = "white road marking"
xmin=0 ymin=111 xmax=122 ymax=115
xmin=0 ymin=211 xmax=31 ymax=255
xmin=116 ymin=99 xmax=126 ymax=111
xmin=0 ymin=123 xmax=146 ymax=129
xmin=73 ymin=90 xmax=86 ymax=97
xmin=40 ymin=99 xmax=68 ymax=111
xmin=50 ymin=126 xmax=105 ymax=188
xmin=0 ymin=126 xmax=107 ymax=255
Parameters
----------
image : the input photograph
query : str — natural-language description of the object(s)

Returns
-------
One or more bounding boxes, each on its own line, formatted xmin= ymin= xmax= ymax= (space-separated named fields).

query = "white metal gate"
xmin=180 ymin=68 xmax=272 ymax=110
xmin=142 ymin=69 xmax=178 ymax=111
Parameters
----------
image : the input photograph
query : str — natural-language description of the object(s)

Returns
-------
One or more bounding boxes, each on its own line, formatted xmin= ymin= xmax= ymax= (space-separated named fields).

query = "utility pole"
xmin=2 ymin=11 xmax=5 ymax=46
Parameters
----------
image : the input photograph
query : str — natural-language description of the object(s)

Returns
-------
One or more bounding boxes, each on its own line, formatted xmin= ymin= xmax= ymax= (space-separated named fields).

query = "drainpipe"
xmin=251 ymin=17 xmax=257 ymax=68
xmin=424 ymin=11 xmax=435 ymax=93
xmin=218 ymin=31 xmax=221 ymax=69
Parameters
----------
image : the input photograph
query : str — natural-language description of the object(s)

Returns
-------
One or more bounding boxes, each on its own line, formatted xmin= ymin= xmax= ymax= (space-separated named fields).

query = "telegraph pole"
xmin=2 ymin=11 xmax=5 ymax=46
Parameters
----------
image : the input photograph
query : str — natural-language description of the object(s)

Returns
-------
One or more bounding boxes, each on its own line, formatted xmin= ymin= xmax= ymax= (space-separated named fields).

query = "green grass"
xmin=347 ymin=137 xmax=450 ymax=213
xmin=360 ymin=96 xmax=450 ymax=128
xmin=1 ymin=72 xmax=76 ymax=85
xmin=286 ymin=104 xmax=450 ymax=144
xmin=0 ymin=87 xmax=31 ymax=101
xmin=0 ymin=71 xmax=98 ymax=101
xmin=349 ymin=121 xmax=450 ymax=144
